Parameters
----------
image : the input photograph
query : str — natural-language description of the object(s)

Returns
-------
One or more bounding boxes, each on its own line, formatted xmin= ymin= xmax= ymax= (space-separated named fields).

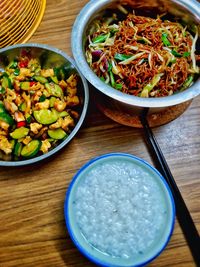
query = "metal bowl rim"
xmin=71 ymin=0 xmax=200 ymax=108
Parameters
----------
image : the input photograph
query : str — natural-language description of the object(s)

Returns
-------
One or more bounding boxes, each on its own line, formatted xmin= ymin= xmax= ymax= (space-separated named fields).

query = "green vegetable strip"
xmin=171 ymin=50 xmax=182 ymax=57
xmin=119 ymin=52 xmax=146 ymax=65
xmin=140 ymin=73 xmax=163 ymax=97
xmin=108 ymin=62 xmax=112 ymax=72
xmin=92 ymin=34 xmax=108 ymax=44
xmin=109 ymin=71 xmax=115 ymax=87
xmin=180 ymin=75 xmax=194 ymax=91
xmin=115 ymin=83 xmax=123 ymax=90
xmin=114 ymin=53 xmax=132 ymax=61
xmin=14 ymin=69 xmax=20 ymax=76
xmin=183 ymin=52 xmax=191 ymax=57
xmin=161 ymin=33 xmax=171 ymax=46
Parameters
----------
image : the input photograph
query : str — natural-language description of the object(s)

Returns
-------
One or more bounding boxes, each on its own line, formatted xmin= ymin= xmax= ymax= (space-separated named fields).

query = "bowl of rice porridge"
xmin=64 ymin=153 xmax=175 ymax=266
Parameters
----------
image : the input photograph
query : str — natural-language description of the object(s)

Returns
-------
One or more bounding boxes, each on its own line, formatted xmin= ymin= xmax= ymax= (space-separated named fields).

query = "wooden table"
xmin=0 ymin=0 xmax=199 ymax=266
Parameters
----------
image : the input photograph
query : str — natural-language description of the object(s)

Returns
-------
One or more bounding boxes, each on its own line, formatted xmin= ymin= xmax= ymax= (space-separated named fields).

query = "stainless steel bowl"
xmin=0 ymin=43 xmax=89 ymax=166
xmin=71 ymin=0 xmax=200 ymax=115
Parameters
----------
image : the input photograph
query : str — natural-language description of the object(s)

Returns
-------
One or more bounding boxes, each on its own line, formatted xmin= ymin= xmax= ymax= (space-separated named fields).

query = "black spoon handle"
xmin=140 ymin=108 xmax=200 ymax=266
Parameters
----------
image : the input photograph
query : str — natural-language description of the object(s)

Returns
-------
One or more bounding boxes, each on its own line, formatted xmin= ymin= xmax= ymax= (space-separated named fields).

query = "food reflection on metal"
xmin=0 ymin=0 xmax=46 ymax=48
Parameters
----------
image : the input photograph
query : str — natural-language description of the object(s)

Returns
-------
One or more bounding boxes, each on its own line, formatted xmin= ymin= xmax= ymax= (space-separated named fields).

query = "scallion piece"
xmin=180 ymin=75 xmax=194 ymax=91
xmin=14 ymin=68 xmax=20 ymax=76
xmin=183 ymin=52 xmax=191 ymax=57
xmin=92 ymin=34 xmax=108 ymax=44
xmin=114 ymin=53 xmax=132 ymax=61
xmin=108 ymin=62 xmax=112 ymax=72
xmin=109 ymin=71 xmax=115 ymax=87
xmin=161 ymin=33 xmax=171 ymax=46
xmin=115 ymin=83 xmax=123 ymax=90
xmin=171 ymin=50 xmax=182 ymax=57
xmin=119 ymin=52 xmax=146 ymax=65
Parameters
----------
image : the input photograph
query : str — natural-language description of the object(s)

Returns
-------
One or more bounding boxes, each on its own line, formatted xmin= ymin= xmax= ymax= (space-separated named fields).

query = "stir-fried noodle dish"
xmin=85 ymin=5 xmax=200 ymax=98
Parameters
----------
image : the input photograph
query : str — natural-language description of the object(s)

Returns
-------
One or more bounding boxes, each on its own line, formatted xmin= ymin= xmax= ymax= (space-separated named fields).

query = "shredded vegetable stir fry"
xmin=0 ymin=51 xmax=81 ymax=161
xmin=86 ymin=11 xmax=199 ymax=97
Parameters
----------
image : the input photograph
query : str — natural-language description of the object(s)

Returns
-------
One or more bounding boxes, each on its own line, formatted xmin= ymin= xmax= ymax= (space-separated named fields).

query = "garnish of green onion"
xmin=171 ymin=50 xmax=182 ymax=57
xmin=161 ymin=33 xmax=171 ymax=46
xmin=108 ymin=62 xmax=112 ymax=72
xmin=100 ymin=77 xmax=105 ymax=82
xmin=183 ymin=52 xmax=191 ymax=57
xmin=14 ymin=68 xmax=20 ymax=76
xmin=115 ymin=83 xmax=123 ymax=90
xmin=114 ymin=53 xmax=132 ymax=61
xmin=92 ymin=34 xmax=108 ymax=44
xmin=180 ymin=75 xmax=194 ymax=91
xmin=109 ymin=71 xmax=115 ymax=87
xmin=119 ymin=52 xmax=146 ymax=65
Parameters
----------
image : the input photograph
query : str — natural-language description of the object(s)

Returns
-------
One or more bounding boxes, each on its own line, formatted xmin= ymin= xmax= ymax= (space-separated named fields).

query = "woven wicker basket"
xmin=0 ymin=0 xmax=46 ymax=48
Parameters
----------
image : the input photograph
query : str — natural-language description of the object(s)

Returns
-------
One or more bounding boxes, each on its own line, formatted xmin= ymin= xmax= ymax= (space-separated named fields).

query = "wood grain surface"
xmin=0 ymin=0 xmax=199 ymax=266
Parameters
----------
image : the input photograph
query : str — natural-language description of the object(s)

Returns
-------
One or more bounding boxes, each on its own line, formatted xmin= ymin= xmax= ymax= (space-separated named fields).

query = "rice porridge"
xmin=72 ymin=158 xmax=169 ymax=259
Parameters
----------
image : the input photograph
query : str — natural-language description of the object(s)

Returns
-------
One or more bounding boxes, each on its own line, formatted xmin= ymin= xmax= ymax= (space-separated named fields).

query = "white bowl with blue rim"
xmin=64 ymin=153 xmax=175 ymax=267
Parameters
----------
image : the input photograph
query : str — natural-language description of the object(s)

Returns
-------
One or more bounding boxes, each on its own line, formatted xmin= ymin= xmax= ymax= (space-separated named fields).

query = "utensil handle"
xmin=140 ymin=110 xmax=200 ymax=265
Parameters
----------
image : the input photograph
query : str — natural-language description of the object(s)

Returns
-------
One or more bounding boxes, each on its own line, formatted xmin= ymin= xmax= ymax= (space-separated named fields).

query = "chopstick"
xmin=140 ymin=108 xmax=200 ymax=265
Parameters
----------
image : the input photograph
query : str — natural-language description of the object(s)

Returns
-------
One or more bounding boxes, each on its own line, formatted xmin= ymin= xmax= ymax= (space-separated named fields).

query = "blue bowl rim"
xmin=0 ymin=43 xmax=89 ymax=167
xmin=64 ymin=152 xmax=176 ymax=267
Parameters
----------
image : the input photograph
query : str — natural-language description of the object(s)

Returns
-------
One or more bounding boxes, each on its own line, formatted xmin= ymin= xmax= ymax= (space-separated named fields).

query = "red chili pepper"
xmin=17 ymin=121 xmax=26 ymax=128
xmin=19 ymin=60 xmax=28 ymax=68
xmin=30 ymin=81 xmax=37 ymax=87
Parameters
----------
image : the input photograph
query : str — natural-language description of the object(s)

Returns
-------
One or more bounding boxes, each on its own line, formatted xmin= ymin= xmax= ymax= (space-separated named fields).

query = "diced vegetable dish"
xmin=0 ymin=51 xmax=81 ymax=161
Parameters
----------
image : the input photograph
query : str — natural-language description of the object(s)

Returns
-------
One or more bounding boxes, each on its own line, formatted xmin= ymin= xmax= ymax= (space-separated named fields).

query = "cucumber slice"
xmin=58 ymin=111 xmax=68 ymax=117
xmin=34 ymin=76 xmax=48 ymax=84
xmin=0 ymin=101 xmax=6 ymax=113
xmin=20 ymin=81 xmax=30 ymax=90
xmin=14 ymin=142 xmax=23 ymax=157
xmin=49 ymin=97 xmax=57 ymax=107
xmin=0 ymin=112 xmax=14 ymax=126
xmin=19 ymin=102 xmax=27 ymax=112
xmin=2 ymin=76 xmax=12 ymax=89
xmin=33 ymin=109 xmax=58 ymax=125
xmin=25 ymin=114 xmax=32 ymax=124
xmin=48 ymin=128 xmax=67 ymax=140
xmin=50 ymin=76 xmax=59 ymax=84
xmin=21 ymin=140 xmax=41 ymax=158
xmin=0 ymin=86 xmax=6 ymax=95
xmin=45 ymin=83 xmax=63 ymax=98
xmin=10 ymin=127 xmax=29 ymax=139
